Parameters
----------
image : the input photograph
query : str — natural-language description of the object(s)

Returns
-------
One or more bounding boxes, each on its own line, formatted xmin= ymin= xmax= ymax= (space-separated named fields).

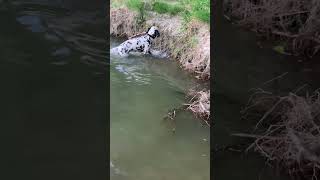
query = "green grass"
xmin=113 ymin=0 xmax=210 ymax=24
xmin=124 ymin=0 xmax=146 ymax=24
xmin=152 ymin=1 xmax=184 ymax=16
xmin=125 ymin=0 xmax=144 ymax=11
xmin=181 ymin=0 xmax=210 ymax=23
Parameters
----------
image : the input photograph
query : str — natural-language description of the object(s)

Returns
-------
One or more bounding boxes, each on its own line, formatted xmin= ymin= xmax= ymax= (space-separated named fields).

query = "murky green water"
xmin=110 ymin=38 xmax=210 ymax=180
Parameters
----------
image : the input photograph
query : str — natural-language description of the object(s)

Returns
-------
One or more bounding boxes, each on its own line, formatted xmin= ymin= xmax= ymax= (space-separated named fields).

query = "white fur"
xmin=110 ymin=26 xmax=160 ymax=57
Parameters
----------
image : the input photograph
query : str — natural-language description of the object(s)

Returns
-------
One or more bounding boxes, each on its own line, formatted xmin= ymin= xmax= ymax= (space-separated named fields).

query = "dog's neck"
xmin=147 ymin=33 xmax=156 ymax=39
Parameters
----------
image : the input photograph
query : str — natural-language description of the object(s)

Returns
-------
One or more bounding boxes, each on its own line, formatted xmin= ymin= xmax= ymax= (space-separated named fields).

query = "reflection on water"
xmin=16 ymin=15 xmax=46 ymax=32
xmin=110 ymin=38 xmax=210 ymax=180
xmin=11 ymin=1 xmax=108 ymax=65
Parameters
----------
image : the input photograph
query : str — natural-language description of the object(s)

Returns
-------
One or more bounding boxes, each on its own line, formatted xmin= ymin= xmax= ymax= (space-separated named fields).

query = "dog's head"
xmin=146 ymin=26 xmax=160 ymax=39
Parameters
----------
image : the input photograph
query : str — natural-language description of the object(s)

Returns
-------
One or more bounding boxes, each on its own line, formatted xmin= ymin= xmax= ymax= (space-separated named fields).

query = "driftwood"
xmin=162 ymin=106 xmax=188 ymax=133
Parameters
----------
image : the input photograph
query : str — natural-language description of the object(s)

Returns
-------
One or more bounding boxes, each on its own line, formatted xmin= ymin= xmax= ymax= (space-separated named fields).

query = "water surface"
xmin=0 ymin=1 xmax=107 ymax=179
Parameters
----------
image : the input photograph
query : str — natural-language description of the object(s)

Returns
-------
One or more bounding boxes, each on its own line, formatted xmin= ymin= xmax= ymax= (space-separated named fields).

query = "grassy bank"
xmin=223 ymin=0 xmax=320 ymax=58
xmin=110 ymin=1 xmax=210 ymax=124
xmin=111 ymin=0 xmax=210 ymax=24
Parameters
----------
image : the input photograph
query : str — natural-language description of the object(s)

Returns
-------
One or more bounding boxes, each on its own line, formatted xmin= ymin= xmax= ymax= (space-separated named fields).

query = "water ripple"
xmin=14 ymin=2 xmax=107 ymax=67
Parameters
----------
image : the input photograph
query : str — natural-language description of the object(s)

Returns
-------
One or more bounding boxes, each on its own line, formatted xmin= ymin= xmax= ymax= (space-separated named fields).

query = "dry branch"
xmin=241 ymin=88 xmax=320 ymax=179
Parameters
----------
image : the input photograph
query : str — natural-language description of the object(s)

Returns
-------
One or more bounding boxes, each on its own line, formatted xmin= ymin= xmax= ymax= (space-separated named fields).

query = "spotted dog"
xmin=111 ymin=26 xmax=160 ymax=57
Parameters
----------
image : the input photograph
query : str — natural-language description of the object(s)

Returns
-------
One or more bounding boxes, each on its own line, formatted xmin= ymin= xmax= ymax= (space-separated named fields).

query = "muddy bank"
xmin=110 ymin=7 xmax=210 ymax=123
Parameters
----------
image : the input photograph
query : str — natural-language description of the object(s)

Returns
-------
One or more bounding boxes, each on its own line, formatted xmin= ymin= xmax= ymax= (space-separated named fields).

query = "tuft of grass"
xmin=178 ymin=0 xmax=210 ymax=23
xmin=152 ymin=1 xmax=184 ymax=16
xmin=190 ymin=0 xmax=210 ymax=23
xmin=125 ymin=0 xmax=146 ymax=24
xmin=125 ymin=0 xmax=144 ymax=11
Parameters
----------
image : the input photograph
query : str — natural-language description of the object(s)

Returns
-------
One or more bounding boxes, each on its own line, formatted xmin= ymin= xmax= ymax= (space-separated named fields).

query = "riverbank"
xmin=217 ymin=1 xmax=320 ymax=179
xmin=223 ymin=0 xmax=320 ymax=59
xmin=110 ymin=6 xmax=210 ymax=124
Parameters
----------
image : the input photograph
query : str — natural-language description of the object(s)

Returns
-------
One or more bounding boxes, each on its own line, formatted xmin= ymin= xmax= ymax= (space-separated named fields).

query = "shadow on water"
xmin=0 ymin=0 xmax=108 ymax=179
xmin=213 ymin=2 xmax=320 ymax=180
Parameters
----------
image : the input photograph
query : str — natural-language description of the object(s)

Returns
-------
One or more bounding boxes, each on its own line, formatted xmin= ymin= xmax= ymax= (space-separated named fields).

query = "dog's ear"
xmin=146 ymin=27 xmax=151 ymax=33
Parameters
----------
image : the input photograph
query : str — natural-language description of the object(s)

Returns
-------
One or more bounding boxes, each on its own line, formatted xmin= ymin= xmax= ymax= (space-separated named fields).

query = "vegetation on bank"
xmin=111 ymin=0 xmax=210 ymax=23
xmin=223 ymin=0 xmax=320 ymax=58
xmin=186 ymin=89 xmax=210 ymax=125
xmin=238 ymin=89 xmax=320 ymax=180
xmin=220 ymin=0 xmax=320 ymax=178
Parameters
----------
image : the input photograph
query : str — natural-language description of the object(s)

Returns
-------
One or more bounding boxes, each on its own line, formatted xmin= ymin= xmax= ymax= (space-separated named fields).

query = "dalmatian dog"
xmin=111 ymin=26 xmax=161 ymax=57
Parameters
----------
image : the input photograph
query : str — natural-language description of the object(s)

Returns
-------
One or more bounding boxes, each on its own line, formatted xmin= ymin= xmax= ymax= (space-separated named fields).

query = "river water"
xmin=213 ymin=4 xmax=320 ymax=180
xmin=110 ymin=38 xmax=210 ymax=180
xmin=0 ymin=0 xmax=108 ymax=179
xmin=0 ymin=0 xmax=210 ymax=179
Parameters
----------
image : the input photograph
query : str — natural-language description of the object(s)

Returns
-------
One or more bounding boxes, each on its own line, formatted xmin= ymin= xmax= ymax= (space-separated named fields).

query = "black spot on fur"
xmin=136 ymin=45 xmax=144 ymax=52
